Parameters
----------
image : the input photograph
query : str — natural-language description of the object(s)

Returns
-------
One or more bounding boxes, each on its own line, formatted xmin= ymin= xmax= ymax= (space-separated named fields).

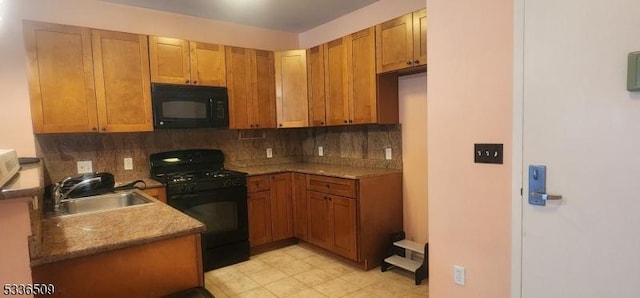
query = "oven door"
xmin=168 ymin=186 xmax=248 ymax=247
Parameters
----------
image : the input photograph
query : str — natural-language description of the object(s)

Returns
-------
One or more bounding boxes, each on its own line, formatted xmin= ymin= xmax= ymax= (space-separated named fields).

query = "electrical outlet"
xmin=318 ymin=146 xmax=324 ymax=157
xmin=266 ymin=148 xmax=273 ymax=158
xmin=474 ymin=143 xmax=503 ymax=164
xmin=385 ymin=147 xmax=392 ymax=160
xmin=77 ymin=161 xmax=93 ymax=174
xmin=454 ymin=265 xmax=466 ymax=286
xmin=124 ymin=158 xmax=133 ymax=170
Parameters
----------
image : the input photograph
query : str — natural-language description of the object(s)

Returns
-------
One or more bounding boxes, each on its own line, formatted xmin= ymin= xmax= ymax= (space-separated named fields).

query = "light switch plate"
xmin=385 ymin=148 xmax=392 ymax=160
xmin=318 ymin=146 xmax=324 ymax=157
xmin=628 ymin=51 xmax=640 ymax=91
xmin=266 ymin=148 xmax=273 ymax=158
xmin=124 ymin=158 xmax=133 ymax=170
xmin=77 ymin=161 xmax=92 ymax=174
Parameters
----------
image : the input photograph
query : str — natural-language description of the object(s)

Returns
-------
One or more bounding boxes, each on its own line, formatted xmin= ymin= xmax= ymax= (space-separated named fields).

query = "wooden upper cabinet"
xmin=376 ymin=8 xmax=427 ymax=73
xmin=226 ymin=47 xmax=276 ymax=129
xmin=92 ymin=30 xmax=153 ymax=132
xmin=307 ymin=46 xmax=326 ymax=127
xmin=413 ymin=9 xmax=427 ymax=67
xmin=23 ymin=21 xmax=152 ymax=134
xmin=275 ymin=50 xmax=309 ymax=128
xmin=253 ymin=50 xmax=276 ymax=129
xmin=324 ymin=38 xmax=350 ymax=126
xmin=347 ymin=27 xmax=377 ymax=124
xmin=190 ymin=42 xmax=227 ymax=86
xmin=24 ymin=21 xmax=98 ymax=133
xmin=149 ymin=37 xmax=226 ymax=86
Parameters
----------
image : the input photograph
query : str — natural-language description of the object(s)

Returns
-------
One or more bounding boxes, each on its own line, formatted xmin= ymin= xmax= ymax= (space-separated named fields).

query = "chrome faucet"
xmin=53 ymin=177 xmax=102 ymax=211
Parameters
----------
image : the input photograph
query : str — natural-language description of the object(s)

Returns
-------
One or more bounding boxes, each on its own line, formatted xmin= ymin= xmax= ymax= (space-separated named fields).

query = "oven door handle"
xmin=168 ymin=193 xmax=200 ymax=201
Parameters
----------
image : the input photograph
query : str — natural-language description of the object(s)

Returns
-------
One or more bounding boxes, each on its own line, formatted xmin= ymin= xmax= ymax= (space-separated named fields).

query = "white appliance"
xmin=0 ymin=149 xmax=20 ymax=188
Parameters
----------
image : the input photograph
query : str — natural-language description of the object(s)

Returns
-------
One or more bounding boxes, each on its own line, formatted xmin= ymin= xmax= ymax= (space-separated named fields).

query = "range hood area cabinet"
xmin=148 ymin=37 xmax=226 ymax=87
xmin=23 ymin=21 xmax=153 ymax=134
xmin=226 ymin=47 xmax=277 ymax=129
xmin=376 ymin=9 xmax=427 ymax=74
xmin=275 ymin=50 xmax=309 ymax=128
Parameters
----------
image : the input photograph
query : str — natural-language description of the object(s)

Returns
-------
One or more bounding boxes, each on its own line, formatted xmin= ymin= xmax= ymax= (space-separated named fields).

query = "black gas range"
xmin=150 ymin=149 xmax=249 ymax=271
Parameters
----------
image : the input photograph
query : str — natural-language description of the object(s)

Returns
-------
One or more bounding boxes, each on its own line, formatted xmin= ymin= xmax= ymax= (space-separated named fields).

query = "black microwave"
xmin=151 ymin=83 xmax=229 ymax=129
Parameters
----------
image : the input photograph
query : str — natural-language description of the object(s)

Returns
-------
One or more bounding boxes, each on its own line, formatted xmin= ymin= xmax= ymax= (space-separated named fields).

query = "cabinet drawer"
xmin=248 ymin=175 xmax=270 ymax=193
xmin=306 ymin=175 xmax=356 ymax=198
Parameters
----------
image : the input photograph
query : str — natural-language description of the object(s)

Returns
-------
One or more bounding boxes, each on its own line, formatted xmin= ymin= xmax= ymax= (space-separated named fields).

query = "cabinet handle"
xmin=328 ymin=197 xmax=332 ymax=201
xmin=320 ymin=122 xmax=324 ymax=125
xmin=250 ymin=124 xmax=254 ymax=128
xmin=255 ymin=124 xmax=260 ymax=128
xmin=185 ymin=80 xmax=190 ymax=84
xmin=414 ymin=60 xmax=420 ymax=64
xmin=279 ymin=124 xmax=283 ymax=127
xmin=344 ymin=120 xmax=348 ymax=123
xmin=193 ymin=80 xmax=197 ymax=84
xmin=101 ymin=127 xmax=106 ymax=131
xmin=406 ymin=61 xmax=412 ymax=65
xmin=349 ymin=120 xmax=353 ymax=123
xmin=92 ymin=127 xmax=98 ymax=132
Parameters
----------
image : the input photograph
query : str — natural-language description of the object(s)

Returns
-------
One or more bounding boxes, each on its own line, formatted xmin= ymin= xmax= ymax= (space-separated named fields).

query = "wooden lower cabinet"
xmin=329 ymin=195 xmax=357 ymax=260
xmin=247 ymin=174 xmax=294 ymax=248
xmin=292 ymin=173 xmax=308 ymax=240
xmin=31 ymin=234 xmax=202 ymax=298
xmin=248 ymin=191 xmax=272 ymax=246
xmin=143 ymin=186 xmax=167 ymax=203
xmin=307 ymin=190 xmax=332 ymax=249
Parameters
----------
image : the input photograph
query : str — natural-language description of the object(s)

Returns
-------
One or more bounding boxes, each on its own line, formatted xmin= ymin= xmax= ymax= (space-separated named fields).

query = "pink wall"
xmin=427 ymin=0 xmax=513 ymax=297
xmin=0 ymin=0 xmax=297 ymax=157
xmin=0 ymin=200 xmax=33 ymax=289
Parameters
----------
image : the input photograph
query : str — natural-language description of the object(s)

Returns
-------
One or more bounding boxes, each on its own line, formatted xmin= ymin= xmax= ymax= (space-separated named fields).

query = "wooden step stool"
xmin=381 ymin=232 xmax=428 ymax=285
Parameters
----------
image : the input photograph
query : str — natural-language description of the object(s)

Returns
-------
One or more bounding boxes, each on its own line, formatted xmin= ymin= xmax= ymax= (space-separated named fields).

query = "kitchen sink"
xmin=49 ymin=191 xmax=152 ymax=217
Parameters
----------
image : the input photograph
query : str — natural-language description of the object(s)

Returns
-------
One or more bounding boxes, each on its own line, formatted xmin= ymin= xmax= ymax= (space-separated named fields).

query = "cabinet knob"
xmin=406 ymin=61 xmax=412 ymax=65
xmin=279 ymin=124 xmax=283 ymax=127
xmin=414 ymin=60 xmax=420 ymax=64
xmin=185 ymin=80 xmax=190 ymax=84
xmin=193 ymin=80 xmax=197 ymax=84
xmin=344 ymin=120 xmax=348 ymax=123
xmin=320 ymin=122 xmax=324 ymax=125
xmin=101 ymin=127 xmax=106 ymax=131
xmin=92 ymin=127 xmax=97 ymax=132
xmin=255 ymin=124 xmax=260 ymax=128
xmin=250 ymin=124 xmax=254 ymax=128
xmin=349 ymin=120 xmax=353 ymax=123
xmin=326 ymin=184 xmax=330 ymax=188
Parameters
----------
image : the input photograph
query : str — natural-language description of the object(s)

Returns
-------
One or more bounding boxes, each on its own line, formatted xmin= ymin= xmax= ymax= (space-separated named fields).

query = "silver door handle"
xmin=530 ymin=192 xmax=562 ymax=201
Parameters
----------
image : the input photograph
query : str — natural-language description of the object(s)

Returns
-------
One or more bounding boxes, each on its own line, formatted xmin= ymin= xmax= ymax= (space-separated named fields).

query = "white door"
xmin=519 ymin=0 xmax=640 ymax=297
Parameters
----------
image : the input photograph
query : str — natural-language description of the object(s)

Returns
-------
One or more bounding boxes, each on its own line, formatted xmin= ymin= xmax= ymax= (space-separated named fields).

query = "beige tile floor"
xmin=204 ymin=244 xmax=429 ymax=298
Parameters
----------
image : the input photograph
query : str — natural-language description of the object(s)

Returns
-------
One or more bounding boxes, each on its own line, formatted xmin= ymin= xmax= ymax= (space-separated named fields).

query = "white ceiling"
xmin=100 ymin=0 xmax=380 ymax=33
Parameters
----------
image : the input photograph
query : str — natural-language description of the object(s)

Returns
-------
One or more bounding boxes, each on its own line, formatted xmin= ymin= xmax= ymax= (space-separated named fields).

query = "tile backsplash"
xmin=36 ymin=125 xmax=402 ymax=183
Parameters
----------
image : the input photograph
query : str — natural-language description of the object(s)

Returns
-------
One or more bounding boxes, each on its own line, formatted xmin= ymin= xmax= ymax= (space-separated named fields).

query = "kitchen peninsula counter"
xmin=228 ymin=163 xmax=402 ymax=179
xmin=30 ymin=191 xmax=205 ymax=266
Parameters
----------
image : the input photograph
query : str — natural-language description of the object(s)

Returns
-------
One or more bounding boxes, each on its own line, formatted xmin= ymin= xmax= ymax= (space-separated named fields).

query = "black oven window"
xmin=184 ymin=201 xmax=238 ymax=233
xmin=162 ymin=101 xmax=207 ymax=119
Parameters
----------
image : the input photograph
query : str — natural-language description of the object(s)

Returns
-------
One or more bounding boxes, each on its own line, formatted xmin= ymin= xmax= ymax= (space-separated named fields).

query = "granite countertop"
xmin=0 ymin=162 xmax=45 ymax=200
xmin=228 ymin=163 xmax=402 ymax=179
xmin=30 ymin=190 xmax=205 ymax=266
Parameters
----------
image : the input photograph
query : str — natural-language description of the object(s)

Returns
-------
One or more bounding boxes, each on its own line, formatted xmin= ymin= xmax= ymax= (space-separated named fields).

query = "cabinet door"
xmin=307 ymin=191 xmax=332 ymax=249
xmin=143 ymin=187 xmax=167 ymax=203
xmin=324 ymin=39 xmax=350 ymax=126
xmin=375 ymin=13 xmax=414 ymax=73
xmin=190 ymin=42 xmax=226 ymax=87
xmin=92 ymin=30 xmax=153 ymax=133
xmin=275 ymin=50 xmax=309 ymax=128
xmin=248 ymin=191 xmax=272 ymax=247
xmin=23 ymin=21 xmax=98 ymax=134
xmin=347 ymin=27 xmax=377 ymax=124
xmin=413 ymin=9 xmax=427 ymax=67
xmin=226 ymin=47 xmax=254 ymax=129
xmin=149 ymin=36 xmax=191 ymax=84
xmin=270 ymin=173 xmax=294 ymax=241
xmin=253 ymin=50 xmax=276 ymax=129
xmin=307 ymin=46 xmax=326 ymax=127
xmin=292 ymin=173 xmax=308 ymax=241
xmin=329 ymin=195 xmax=358 ymax=260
